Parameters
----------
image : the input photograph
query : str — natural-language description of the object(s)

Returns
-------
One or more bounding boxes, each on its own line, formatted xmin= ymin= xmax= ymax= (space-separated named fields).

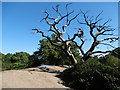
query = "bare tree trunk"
xmin=66 ymin=50 xmax=77 ymax=64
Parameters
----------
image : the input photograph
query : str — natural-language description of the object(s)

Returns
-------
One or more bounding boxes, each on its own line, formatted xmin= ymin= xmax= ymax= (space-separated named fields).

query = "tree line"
xmin=1 ymin=52 xmax=40 ymax=70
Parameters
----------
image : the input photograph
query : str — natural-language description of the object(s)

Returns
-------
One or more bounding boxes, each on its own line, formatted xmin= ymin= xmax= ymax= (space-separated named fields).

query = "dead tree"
xmin=32 ymin=4 xmax=119 ymax=64
xmin=76 ymin=10 xmax=119 ymax=61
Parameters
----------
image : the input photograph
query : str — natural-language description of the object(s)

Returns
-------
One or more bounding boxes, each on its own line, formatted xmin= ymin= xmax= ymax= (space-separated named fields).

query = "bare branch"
xmin=89 ymin=16 xmax=94 ymax=21
xmin=98 ymin=37 xmax=119 ymax=43
xmin=79 ymin=38 xmax=86 ymax=55
xmin=43 ymin=10 xmax=55 ymax=25
xmin=77 ymin=19 xmax=86 ymax=25
xmin=52 ymin=5 xmax=62 ymax=22
xmin=80 ymin=10 xmax=90 ymax=25
xmin=57 ymin=10 xmax=74 ymax=24
xmin=95 ymin=10 xmax=103 ymax=21
xmin=66 ymin=3 xmax=72 ymax=23
xmin=68 ymin=13 xmax=80 ymax=25
xmin=41 ymin=10 xmax=55 ymax=21
xmin=94 ymin=19 xmax=112 ymax=32
xmin=48 ymin=26 xmax=58 ymax=34
xmin=67 ymin=34 xmax=78 ymax=42
xmin=45 ymin=19 xmax=54 ymax=25
xmin=93 ymin=18 xmax=103 ymax=25
xmin=80 ymin=10 xmax=96 ymax=39
xmin=52 ymin=25 xmax=66 ymax=42
xmin=65 ymin=33 xmax=85 ymax=55
xmin=102 ymin=34 xmax=113 ymax=35
xmin=92 ymin=51 xmax=111 ymax=54
xmin=40 ymin=18 xmax=45 ymax=22
xmin=32 ymin=29 xmax=63 ymax=48
xmin=72 ymin=40 xmax=85 ymax=55
xmin=66 ymin=3 xmax=72 ymax=10
xmin=95 ymin=29 xmax=114 ymax=37
xmin=61 ymin=13 xmax=80 ymax=34
xmin=102 ymin=19 xmax=112 ymax=26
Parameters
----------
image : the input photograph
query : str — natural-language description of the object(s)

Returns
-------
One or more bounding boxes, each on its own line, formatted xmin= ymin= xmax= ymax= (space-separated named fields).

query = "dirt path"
xmin=1 ymin=66 xmax=68 ymax=88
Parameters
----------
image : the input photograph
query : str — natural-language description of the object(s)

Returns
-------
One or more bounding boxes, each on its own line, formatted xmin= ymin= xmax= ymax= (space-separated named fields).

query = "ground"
xmin=1 ymin=66 xmax=69 ymax=88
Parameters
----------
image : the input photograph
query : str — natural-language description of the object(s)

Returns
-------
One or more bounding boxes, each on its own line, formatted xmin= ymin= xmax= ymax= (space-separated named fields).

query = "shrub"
xmin=28 ymin=55 xmax=40 ymax=67
xmin=99 ymin=55 xmax=120 ymax=71
xmin=58 ymin=59 xmax=120 ymax=90
xmin=2 ymin=52 xmax=41 ymax=70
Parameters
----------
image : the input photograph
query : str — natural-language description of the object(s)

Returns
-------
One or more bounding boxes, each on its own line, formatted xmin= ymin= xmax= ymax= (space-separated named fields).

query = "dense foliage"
xmin=58 ymin=48 xmax=120 ymax=90
xmin=1 ymin=52 xmax=40 ymax=70
xmin=110 ymin=47 xmax=120 ymax=59
xmin=35 ymin=34 xmax=81 ymax=66
xmin=28 ymin=54 xmax=41 ymax=67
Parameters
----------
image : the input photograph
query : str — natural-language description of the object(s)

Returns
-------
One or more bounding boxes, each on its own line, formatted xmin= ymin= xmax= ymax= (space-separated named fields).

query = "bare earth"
xmin=1 ymin=66 xmax=69 ymax=88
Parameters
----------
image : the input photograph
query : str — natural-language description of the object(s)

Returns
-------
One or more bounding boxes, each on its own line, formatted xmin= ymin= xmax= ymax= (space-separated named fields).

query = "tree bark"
xmin=66 ymin=50 xmax=77 ymax=64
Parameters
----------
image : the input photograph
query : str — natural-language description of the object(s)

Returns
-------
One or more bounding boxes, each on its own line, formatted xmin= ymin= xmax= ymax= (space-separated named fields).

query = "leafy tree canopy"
xmin=34 ymin=34 xmax=82 ymax=65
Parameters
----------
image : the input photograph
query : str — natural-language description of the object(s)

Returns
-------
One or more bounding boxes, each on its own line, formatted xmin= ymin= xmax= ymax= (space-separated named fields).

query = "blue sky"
xmin=2 ymin=2 xmax=118 ymax=55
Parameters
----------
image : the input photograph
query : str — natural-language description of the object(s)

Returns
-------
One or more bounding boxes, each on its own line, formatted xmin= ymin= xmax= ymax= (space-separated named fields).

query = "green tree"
xmin=11 ymin=52 xmax=30 ymax=69
xmin=4 ymin=53 xmax=13 ymax=63
xmin=35 ymin=34 xmax=81 ymax=65
xmin=28 ymin=54 xmax=40 ymax=67
xmin=10 ymin=55 xmax=19 ymax=63
xmin=2 ymin=52 xmax=31 ymax=70
xmin=2 ymin=53 xmax=13 ymax=70
xmin=99 ymin=55 xmax=120 ymax=67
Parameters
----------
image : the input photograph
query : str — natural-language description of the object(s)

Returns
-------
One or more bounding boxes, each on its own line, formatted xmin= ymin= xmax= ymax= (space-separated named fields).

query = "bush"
xmin=58 ymin=59 xmax=120 ymax=90
xmin=99 ymin=55 xmax=120 ymax=72
xmin=2 ymin=52 xmax=40 ymax=70
xmin=28 ymin=55 xmax=40 ymax=67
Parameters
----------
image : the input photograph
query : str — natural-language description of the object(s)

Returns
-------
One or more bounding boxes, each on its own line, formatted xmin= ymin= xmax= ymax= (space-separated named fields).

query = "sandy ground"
xmin=1 ymin=66 xmax=69 ymax=88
